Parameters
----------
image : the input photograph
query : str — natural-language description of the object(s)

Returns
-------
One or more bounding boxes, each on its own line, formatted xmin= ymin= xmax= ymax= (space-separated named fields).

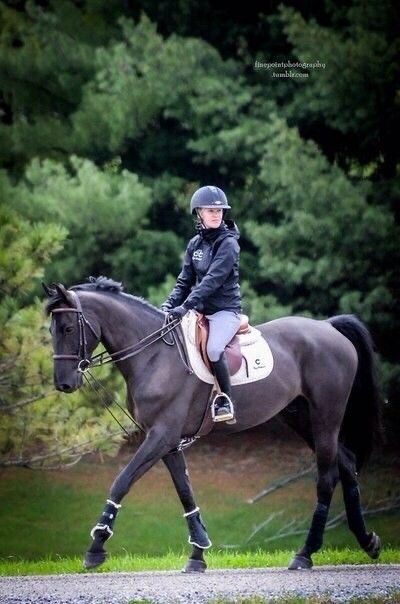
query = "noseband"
xmin=51 ymin=290 xmax=99 ymax=372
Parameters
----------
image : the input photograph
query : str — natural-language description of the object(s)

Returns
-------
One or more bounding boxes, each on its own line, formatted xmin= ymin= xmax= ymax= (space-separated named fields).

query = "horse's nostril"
xmin=60 ymin=383 xmax=73 ymax=392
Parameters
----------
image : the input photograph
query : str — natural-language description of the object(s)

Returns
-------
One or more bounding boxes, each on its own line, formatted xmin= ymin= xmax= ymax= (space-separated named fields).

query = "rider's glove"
xmin=160 ymin=303 xmax=172 ymax=313
xmin=168 ymin=305 xmax=188 ymax=320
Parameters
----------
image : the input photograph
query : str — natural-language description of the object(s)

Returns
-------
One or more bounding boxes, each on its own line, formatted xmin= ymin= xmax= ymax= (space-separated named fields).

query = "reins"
xmin=81 ymin=368 xmax=141 ymax=438
xmin=88 ymin=317 xmax=188 ymax=369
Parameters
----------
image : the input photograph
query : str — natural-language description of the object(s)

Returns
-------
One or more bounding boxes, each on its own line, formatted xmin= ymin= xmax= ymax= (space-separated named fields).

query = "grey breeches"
xmin=205 ymin=310 xmax=241 ymax=362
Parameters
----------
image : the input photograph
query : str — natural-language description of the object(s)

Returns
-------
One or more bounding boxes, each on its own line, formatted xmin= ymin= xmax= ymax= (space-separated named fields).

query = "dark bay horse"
xmin=43 ymin=277 xmax=383 ymax=571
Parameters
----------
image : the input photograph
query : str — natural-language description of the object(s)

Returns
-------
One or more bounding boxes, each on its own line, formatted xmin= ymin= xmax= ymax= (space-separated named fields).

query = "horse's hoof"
xmin=288 ymin=554 xmax=313 ymax=570
xmin=364 ymin=531 xmax=381 ymax=559
xmin=182 ymin=558 xmax=207 ymax=573
xmin=83 ymin=550 xmax=107 ymax=569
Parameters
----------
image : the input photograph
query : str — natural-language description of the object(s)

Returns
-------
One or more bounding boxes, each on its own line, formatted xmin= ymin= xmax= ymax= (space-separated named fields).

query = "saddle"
xmin=195 ymin=312 xmax=250 ymax=376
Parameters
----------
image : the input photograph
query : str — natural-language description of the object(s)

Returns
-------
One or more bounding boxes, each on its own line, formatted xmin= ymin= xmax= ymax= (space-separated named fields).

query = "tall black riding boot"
xmin=210 ymin=353 xmax=235 ymax=423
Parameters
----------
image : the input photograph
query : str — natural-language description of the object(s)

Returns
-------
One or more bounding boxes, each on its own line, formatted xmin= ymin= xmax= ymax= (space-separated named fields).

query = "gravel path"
xmin=1 ymin=565 xmax=399 ymax=603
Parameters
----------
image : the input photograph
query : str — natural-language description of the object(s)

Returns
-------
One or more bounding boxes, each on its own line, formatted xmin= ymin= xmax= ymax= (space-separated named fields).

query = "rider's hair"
xmin=193 ymin=208 xmax=206 ymax=230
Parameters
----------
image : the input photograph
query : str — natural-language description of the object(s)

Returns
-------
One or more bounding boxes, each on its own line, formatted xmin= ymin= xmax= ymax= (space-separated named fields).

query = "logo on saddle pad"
xmin=253 ymin=358 xmax=266 ymax=370
xmin=181 ymin=310 xmax=274 ymax=386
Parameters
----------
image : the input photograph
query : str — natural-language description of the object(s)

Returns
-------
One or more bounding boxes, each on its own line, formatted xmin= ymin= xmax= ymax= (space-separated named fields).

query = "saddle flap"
xmin=225 ymin=335 xmax=242 ymax=375
xmin=195 ymin=312 xmax=242 ymax=376
xmin=195 ymin=313 xmax=210 ymax=370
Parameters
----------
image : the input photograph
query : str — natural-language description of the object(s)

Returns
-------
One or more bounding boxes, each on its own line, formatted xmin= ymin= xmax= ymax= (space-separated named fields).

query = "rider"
xmin=160 ymin=185 xmax=242 ymax=422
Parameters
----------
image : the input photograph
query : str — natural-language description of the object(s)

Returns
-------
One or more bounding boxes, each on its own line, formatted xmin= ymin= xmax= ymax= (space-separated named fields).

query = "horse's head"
xmin=43 ymin=282 xmax=101 ymax=393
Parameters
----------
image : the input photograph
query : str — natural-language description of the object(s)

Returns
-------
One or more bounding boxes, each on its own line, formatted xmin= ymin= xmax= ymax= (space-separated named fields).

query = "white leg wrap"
xmin=188 ymin=536 xmax=212 ymax=549
xmin=90 ymin=523 xmax=114 ymax=540
xmin=106 ymin=499 xmax=122 ymax=509
xmin=183 ymin=506 xmax=200 ymax=517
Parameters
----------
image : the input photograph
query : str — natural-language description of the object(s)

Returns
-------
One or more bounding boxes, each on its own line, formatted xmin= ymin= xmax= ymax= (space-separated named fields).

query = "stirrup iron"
xmin=211 ymin=392 xmax=235 ymax=423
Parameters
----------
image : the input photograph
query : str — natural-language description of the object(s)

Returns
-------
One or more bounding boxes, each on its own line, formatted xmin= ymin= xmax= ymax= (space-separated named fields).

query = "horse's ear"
xmin=42 ymin=282 xmax=55 ymax=297
xmin=53 ymin=283 xmax=76 ymax=307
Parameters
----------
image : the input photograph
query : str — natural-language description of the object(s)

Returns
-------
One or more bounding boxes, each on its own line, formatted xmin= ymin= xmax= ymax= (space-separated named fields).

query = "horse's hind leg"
xmin=289 ymin=387 xmax=343 ymax=570
xmin=289 ymin=431 xmax=340 ymax=569
xmin=338 ymin=444 xmax=381 ymax=559
xmin=280 ymin=400 xmax=381 ymax=565
xmin=163 ymin=449 xmax=212 ymax=573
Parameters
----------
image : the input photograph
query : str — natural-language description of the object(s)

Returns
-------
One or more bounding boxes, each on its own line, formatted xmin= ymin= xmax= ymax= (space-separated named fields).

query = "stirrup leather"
xmin=211 ymin=392 xmax=235 ymax=422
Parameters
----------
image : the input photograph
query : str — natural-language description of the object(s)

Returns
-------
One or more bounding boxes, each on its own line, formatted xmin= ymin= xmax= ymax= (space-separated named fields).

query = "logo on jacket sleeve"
xmin=192 ymin=249 xmax=204 ymax=261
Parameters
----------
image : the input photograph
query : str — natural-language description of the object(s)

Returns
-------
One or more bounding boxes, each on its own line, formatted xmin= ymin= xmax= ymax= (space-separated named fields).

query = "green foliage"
xmin=0 ymin=0 xmax=399 ymax=458
xmin=0 ymin=197 xmax=127 ymax=466
xmin=278 ymin=2 xmax=399 ymax=169
xmin=242 ymin=114 xmax=398 ymax=326
xmin=0 ymin=198 xmax=66 ymax=307
xmin=0 ymin=297 xmax=128 ymax=466
xmin=7 ymin=155 xmax=152 ymax=286
xmin=108 ymin=229 xmax=183 ymax=294
xmin=147 ymin=273 xmax=179 ymax=308
xmin=0 ymin=0 xmax=125 ymax=168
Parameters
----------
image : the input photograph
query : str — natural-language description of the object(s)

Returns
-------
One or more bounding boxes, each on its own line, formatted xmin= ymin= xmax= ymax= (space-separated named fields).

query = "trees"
xmin=0 ymin=185 xmax=129 ymax=468
xmin=9 ymin=156 xmax=152 ymax=288
xmin=1 ymin=0 xmax=398 ymax=462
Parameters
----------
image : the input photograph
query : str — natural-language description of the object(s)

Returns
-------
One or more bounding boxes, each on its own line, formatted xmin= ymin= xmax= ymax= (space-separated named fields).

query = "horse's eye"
xmin=65 ymin=325 xmax=74 ymax=334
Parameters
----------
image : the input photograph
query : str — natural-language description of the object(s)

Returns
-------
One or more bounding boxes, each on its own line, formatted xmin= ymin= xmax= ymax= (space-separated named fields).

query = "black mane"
xmin=44 ymin=276 xmax=164 ymax=317
xmin=72 ymin=275 xmax=124 ymax=293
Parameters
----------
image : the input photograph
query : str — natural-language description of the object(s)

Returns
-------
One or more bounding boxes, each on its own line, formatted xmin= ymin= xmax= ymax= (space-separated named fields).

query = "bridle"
xmin=51 ymin=290 xmax=100 ymax=373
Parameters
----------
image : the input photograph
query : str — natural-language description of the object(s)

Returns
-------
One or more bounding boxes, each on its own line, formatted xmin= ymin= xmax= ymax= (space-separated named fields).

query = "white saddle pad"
xmin=180 ymin=310 xmax=274 ymax=386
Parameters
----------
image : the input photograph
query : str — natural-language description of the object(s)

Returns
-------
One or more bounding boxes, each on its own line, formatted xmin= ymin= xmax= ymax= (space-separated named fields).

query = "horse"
xmin=43 ymin=276 xmax=383 ymax=572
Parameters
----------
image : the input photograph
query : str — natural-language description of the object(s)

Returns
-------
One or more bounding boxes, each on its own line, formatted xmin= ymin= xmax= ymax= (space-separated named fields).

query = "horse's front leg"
xmin=163 ymin=449 xmax=212 ymax=573
xmin=84 ymin=426 xmax=176 ymax=569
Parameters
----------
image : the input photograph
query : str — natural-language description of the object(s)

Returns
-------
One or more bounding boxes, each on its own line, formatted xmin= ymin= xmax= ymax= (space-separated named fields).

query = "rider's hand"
xmin=168 ymin=305 xmax=188 ymax=320
xmin=160 ymin=303 xmax=172 ymax=313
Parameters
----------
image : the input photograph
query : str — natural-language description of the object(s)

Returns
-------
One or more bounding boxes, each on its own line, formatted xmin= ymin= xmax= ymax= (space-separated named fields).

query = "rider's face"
xmin=199 ymin=208 xmax=223 ymax=228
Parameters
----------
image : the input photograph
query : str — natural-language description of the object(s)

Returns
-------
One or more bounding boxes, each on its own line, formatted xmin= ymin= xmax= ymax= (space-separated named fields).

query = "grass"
xmin=0 ymin=437 xmax=399 ymax=570
xmin=0 ymin=547 xmax=399 ymax=576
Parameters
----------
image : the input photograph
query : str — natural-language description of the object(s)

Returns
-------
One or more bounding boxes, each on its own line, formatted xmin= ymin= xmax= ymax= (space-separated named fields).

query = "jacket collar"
xmin=196 ymin=220 xmax=240 ymax=242
xmin=197 ymin=222 xmax=228 ymax=242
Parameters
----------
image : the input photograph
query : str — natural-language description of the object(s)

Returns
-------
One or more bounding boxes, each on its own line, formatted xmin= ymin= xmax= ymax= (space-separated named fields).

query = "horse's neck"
xmin=94 ymin=294 xmax=164 ymax=374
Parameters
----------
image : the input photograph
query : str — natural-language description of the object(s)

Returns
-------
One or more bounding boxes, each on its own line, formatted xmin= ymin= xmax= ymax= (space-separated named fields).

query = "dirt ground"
xmin=52 ymin=417 xmax=316 ymax=498
xmin=52 ymin=415 xmax=399 ymax=498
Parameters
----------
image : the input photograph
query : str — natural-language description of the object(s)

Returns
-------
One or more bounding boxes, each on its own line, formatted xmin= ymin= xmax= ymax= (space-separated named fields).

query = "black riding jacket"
xmin=164 ymin=219 xmax=242 ymax=315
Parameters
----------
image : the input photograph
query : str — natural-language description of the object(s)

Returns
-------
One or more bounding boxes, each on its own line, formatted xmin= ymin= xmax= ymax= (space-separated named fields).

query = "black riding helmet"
xmin=190 ymin=186 xmax=231 ymax=215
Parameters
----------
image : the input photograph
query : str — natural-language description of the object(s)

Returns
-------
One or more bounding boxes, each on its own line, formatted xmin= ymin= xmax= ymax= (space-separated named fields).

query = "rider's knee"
xmin=207 ymin=343 xmax=223 ymax=362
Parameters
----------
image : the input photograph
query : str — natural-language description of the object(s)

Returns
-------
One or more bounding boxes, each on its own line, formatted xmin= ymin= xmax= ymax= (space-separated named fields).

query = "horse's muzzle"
xmin=55 ymin=382 xmax=76 ymax=393
xmin=54 ymin=371 xmax=83 ymax=393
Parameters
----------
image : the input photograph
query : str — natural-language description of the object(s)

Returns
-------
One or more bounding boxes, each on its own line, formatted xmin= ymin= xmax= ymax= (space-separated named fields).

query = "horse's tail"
xmin=327 ymin=314 xmax=384 ymax=471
